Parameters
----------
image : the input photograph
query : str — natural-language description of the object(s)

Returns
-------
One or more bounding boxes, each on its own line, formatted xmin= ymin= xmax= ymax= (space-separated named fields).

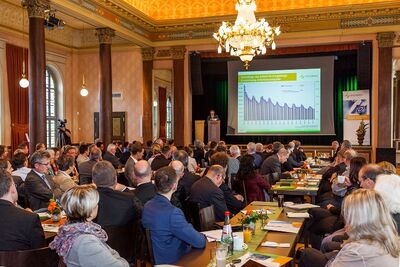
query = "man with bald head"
xmin=133 ymin=160 xmax=156 ymax=205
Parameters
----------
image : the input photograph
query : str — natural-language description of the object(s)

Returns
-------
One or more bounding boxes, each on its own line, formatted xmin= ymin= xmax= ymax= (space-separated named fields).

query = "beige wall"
xmin=0 ymin=28 xmax=144 ymax=146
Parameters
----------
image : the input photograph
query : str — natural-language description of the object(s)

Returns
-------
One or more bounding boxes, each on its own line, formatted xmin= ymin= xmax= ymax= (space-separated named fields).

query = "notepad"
xmin=261 ymin=241 xmax=291 ymax=248
xmin=286 ymin=212 xmax=310 ymax=218
xmin=286 ymin=203 xmax=319 ymax=210
xmin=234 ymin=252 xmax=279 ymax=267
xmin=42 ymin=224 xmax=59 ymax=233
xmin=264 ymin=220 xmax=300 ymax=234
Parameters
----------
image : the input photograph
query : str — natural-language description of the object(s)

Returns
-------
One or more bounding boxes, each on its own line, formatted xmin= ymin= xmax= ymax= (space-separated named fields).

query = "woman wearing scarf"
xmin=50 ymin=185 xmax=128 ymax=267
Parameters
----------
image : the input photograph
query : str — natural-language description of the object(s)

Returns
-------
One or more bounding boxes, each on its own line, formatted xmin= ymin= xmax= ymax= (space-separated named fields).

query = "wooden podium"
xmin=208 ymin=120 xmax=220 ymax=142
xmin=194 ymin=120 xmax=205 ymax=143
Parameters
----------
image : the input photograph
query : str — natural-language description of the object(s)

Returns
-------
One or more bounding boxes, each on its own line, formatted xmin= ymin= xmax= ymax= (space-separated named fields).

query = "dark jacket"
xmin=260 ymin=154 xmax=289 ymax=179
xmin=103 ymin=152 xmax=123 ymax=169
xmin=94 ymin=187 xmax=142 ymax=227
xmin=142 ymin=194 xmax=206 ymax=264
xmin=78 ymin=159 xmax=97 ymax=185
xmin=173 ymin=171 xmax=200 ymax=206
xmin=24 ymin=170 xmax=61 ymax=211
xmin=282 ymin=153 xmax=304 ymax=172
xmin=0 ymin=199 xmax=45 ymax=250
xmin=193 ymin=148 xmax=204 ymax=165
xmin=219 ymin=183 xmax=245 ymax=215
xmin=151 ymin=155 xmax=171 ymax=171
xmin=133 ymin=182 xmax=156 ymax=206
xmin=189 ymin=176 xmax=227 ymax=221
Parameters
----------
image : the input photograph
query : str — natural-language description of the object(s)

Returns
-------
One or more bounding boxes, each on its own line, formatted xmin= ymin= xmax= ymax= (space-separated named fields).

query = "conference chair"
xmin=144 ymin=228 xmax=155 ymax=266
xmin=0 ymin=247 xmax=61 ymax=267
xmin=241 ymin=180 xmax=248 ymax=206
xmin=103 ymin=221 xmax=138 ymax=264
xmin=199 ymin=205 xmax=217 ymax=231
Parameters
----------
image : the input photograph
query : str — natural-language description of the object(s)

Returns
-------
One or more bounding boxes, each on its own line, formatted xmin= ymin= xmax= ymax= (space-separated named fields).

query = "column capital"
xmin=171 ymin=46 xmax=186 ymax=60
xmin=141 ymin=47 xmax=155 ymax=61
xmin=376 ymin=32 xmax=396 ymax=48
xmin=95 ymin=28 xmax=115 ymax=44
xmin=22 ymin=0 xmax=50 ymax=18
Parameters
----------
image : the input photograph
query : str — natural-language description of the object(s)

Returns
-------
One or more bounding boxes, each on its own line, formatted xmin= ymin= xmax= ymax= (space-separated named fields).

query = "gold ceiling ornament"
xmin=213 ymin=0 xmax=280 ymax=69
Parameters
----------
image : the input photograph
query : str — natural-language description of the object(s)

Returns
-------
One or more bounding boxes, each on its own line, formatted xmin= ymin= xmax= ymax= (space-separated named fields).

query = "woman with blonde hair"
xmin=50 ymin=185 xmax=128 ymax=267
xmin=327 ymin=189 xmax=400 ymax=267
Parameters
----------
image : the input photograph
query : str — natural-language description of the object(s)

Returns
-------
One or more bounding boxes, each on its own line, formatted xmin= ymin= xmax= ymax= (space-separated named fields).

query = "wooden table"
xmin=42 ymin=217 xmax=66 ymax=243
xmin=175 ymin=202 xmax=305 ymax=266
xmin=268 ymin=175 xmax=322 ymax=204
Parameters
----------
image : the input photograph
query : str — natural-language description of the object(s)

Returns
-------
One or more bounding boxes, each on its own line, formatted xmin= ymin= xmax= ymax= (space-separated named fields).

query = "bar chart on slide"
xmin=237 ymin=69 xmax=321 ymax=133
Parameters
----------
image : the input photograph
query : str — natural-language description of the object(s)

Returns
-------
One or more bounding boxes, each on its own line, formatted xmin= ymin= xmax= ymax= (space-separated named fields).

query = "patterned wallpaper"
xmin=123 ymin=0 xmax=391 ymax=20
xmin=73 ymin=49 xmax=143 ymax=143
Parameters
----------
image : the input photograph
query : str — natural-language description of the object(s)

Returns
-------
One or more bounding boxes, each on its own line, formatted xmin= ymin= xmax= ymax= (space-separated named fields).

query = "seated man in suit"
xmin=92 ymin=161 xmax=142 ymax=227
xmin=78 ymin=146 xmax=102 ymax=185
xmin=0 ymin=169 xmax=45 ymax=250
xmin=151 ymin=145 xmax=172 ymax=171
xmin=282 ymin=142 xmax=304 ymax=172
xmin=132 ymin=160 xmax=156 ymax=205
xmin=24 ymin=151 xmax=62 ymax=211
xmin=189 ymin=165 xmax=228 ymax=221
xmin=103 ymin=144 xmax=123 ymax=169
xmin=260 ymin=147 xmax=291 ymax=183
xmin=142 ymin=166 xmax=206 ymax=264
xmin=124 ymin=142 xmax=144 ymax=185
xmin=171 ymin=150 xmax=200 ymax=204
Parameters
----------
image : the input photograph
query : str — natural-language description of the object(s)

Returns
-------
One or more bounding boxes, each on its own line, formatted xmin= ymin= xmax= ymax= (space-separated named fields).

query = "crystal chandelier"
xmin=213 ymin=0 xmax=281 ymax=69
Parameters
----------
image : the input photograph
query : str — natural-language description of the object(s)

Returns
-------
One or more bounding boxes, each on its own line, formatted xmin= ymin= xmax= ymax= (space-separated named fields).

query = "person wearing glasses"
xmin=24 ymin=151 xmax=62 ymax=211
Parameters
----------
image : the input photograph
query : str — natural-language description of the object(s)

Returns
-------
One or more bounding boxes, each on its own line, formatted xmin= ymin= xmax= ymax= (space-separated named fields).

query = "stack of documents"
xmin=263 ymin=220 xmax=300 ymax=234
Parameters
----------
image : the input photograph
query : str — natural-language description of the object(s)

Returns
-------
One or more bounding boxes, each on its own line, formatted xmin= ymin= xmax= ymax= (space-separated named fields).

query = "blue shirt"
xmin=141 ymin=194 xmax=206 ymax=264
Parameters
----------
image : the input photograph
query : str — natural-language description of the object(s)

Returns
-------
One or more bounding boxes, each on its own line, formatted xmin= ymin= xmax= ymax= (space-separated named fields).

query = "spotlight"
xmin=44 ymin=11 xmax=65 ymax=30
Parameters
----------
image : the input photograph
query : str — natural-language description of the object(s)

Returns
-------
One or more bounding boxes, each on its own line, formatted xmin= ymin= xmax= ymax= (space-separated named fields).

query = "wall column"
xmin=171 ymin=46 xmax=186 ymax=147
xmin=394 ymin=71 xmax=400 ymax=145
xmin=96 ymin=28 xmax=115 ymax=146
xmin=142 ymin=48 xmax=154 ymax=143
xmin=23 ymin=0 xmax=49 ymax=152
xmin=376 ymin=32 xmax=396 ymax=148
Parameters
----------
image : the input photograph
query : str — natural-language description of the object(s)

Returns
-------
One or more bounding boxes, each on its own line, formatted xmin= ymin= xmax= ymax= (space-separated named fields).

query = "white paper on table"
xmin=42 ymin=224 xmax=59 ymax=233
xmin=286 ymin=212 xmax=310 ymax=218
xmin=234 ymin=252 xmax=280 ymax=267
xmin=286 ymin=203 xmax=320 ymax=210
xmin=241 ymin=209 xmax=273 ymax=215
xmin=263 ymin=220 xmax=300 ymax=234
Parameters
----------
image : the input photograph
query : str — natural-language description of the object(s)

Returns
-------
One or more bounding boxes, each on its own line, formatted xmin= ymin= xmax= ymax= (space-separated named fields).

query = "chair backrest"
xmin=103 ymin=221 xmax=138 ymax=264
xmin=199 ymin=205 xmax=216 ymax=231
xmin=145 ymin=228 xmax=155 ymax=266
xmin=0 ymin=247 xmax=60 ymax=267
xmin=262 ymin=172 xmax=279 ymax=185
xmin=241 ymin=180 xmax=248 ymax=206
xmin=184 ymin=201 xmax=201 ymax=231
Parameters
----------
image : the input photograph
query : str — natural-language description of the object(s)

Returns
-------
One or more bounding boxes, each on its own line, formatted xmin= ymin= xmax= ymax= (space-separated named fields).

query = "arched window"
xmin=45 ymin=68 xmax=57 ymax=148
xmin=166 ymin=96 xmax=172 ymax=139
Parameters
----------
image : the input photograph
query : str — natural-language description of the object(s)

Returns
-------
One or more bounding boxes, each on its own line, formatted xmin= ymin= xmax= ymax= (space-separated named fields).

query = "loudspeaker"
xmin=357 ymin=41 xmax=372 ymax=90
xmin=376 ymin=147 xmax=396 ymax=166
xmin=189 ymin=52 xmax=204 ymax=95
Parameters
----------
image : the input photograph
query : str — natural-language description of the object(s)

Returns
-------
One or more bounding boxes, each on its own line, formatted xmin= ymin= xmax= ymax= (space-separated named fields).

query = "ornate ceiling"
xmin=121 ymin=0 xmax=394 ymax=21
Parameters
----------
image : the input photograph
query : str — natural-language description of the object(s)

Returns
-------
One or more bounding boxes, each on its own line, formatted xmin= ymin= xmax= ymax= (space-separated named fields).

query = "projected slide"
xmin=237 ymin=69 xmax=321 ymax=133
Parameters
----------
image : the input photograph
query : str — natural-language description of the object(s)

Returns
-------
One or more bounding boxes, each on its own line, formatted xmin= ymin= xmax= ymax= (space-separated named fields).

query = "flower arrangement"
xmin=48 ymin=199 xmax=62 ymax=215
xmin=241 ymin=210 xmax=260 ymax=225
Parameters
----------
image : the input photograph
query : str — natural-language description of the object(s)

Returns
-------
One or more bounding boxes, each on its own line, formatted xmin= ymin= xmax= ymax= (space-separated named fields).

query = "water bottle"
xmin=221 ymin=211 xmax=233 ymax=255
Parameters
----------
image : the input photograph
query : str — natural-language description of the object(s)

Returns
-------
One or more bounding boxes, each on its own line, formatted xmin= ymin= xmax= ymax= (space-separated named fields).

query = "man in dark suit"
xmin=151 ymin=145 xmax=172 ymax=171
xmin=172 ymin=150 xmax=200 ymax=204
xmin=189 ymin=165 xmax=228 ymax=221
xmin=78 ymin=146 xmax=102 ymax=184
xmin=206 ymin=109 xmax=219 ymax=121
xmin=132 ymin=160 xmax=156 ymax=205
xmin=92 ymin=161 xmax=142 ymax=227
xmin=124 ymin=142 xmax=144 ymax=184
xmin=24 ymin=151 xmax=62 ymax=211
xmin=142 ymin=166 xmax=206 ymax=264
xmin=282 ymin=142 xmax=304 ymax=172
xmin=103 ymin=144 xmax=123 ymax=169
xmin=0 ymin=169 xmax=45 ymax=250
xmin=260 ymin=147 xmax=291 ymax=182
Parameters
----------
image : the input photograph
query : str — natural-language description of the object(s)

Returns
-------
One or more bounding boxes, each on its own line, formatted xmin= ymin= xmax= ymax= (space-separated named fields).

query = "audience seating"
xmin=103 ymin=221 xmax=138 ymax=264
xmin=0 ymin=247 xmax=61 ymax=267
xmin=262 ymin=173 xmax=279 ymax=185
xmin=241 ymin=180 xmax=248 ymax=206
xmin=144 ymin=229 xmax=155 ymax=266
xmin=199 ymin=205 xmax=217 ymax=231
